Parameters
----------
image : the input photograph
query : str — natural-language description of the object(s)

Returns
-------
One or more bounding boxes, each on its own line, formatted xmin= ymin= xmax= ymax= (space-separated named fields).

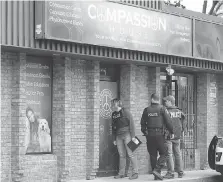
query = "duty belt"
xmin=147 ymin=128 xmax=163 ymax=132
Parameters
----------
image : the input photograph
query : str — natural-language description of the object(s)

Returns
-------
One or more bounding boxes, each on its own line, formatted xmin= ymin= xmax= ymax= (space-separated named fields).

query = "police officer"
xmin=140 ymin=93 xmax=174 ymax=180
xmin=163 ymin=95 xmax=186 ymax=179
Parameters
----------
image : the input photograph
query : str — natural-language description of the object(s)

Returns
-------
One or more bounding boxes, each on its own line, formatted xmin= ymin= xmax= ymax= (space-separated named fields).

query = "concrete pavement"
xmin=69 ymin=170 xmax=223 ymax=182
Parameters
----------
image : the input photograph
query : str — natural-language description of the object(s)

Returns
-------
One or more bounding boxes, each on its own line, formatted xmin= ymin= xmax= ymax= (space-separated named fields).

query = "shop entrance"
xmin=97 ymin=64 xmax=120 ymax=176
xmin=160 ymin=73 xmax=197 ymax=169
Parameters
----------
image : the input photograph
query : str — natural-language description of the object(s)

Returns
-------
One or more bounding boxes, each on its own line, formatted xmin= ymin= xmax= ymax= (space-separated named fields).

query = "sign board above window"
xmin=35 ymin=1 xmax=192 ymax=57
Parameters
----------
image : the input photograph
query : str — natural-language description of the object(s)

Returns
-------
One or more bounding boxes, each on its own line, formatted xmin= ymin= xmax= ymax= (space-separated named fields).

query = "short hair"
xmin=163 ymin=95 xmax=175 ymax=105
xmin=111 ymin=98 xmax=123 ymax=107
xmin=151 ymin=93 xmax=159 ymax=101
xmin=26 ymin=106 xmax=34 ymax=117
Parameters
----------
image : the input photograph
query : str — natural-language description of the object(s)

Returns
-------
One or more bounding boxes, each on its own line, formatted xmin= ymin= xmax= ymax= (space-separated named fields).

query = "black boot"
xmin=114 ymin=174 xmax=124 ymax=179
xmin=178 ymin=171 xmax=185 ymax=178
xmin=163 ymin=172 xmax=174 ymax=179
xmin=152 ymin=170 xmax=163 ymax=180
xmin=129 ymin=173 xmax=138 ymax=180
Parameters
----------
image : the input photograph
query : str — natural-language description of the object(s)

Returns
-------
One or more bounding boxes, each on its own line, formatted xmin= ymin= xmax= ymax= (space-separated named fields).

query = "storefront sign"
xmin=35 ymin=1 xmax=192 ymax=57
xmin=195 ymin=20 xmax=223 ymax=60
xmin=25 ymin=58 xmax=52 ymax=154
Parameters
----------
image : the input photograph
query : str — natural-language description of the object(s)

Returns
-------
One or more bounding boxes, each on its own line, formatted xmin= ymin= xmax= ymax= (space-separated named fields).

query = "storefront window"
xmin=25 ymin=57 xmax=52 ymax=154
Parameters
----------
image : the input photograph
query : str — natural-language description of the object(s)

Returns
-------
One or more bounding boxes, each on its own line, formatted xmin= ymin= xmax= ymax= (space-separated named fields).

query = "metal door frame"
xmin=160 ymin=72 xmax=197 ymax=169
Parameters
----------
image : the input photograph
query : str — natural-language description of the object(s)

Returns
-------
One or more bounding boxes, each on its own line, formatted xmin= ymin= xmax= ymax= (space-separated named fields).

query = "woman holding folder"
xmin=111 ymin=98 xmax=139 ymax=180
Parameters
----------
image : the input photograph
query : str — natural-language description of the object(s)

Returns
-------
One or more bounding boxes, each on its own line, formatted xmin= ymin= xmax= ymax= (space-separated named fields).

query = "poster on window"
xmin=195 ymin=20 xmax=223 ymax=60
xmin=25 ymin=58 xmax=52 ymax=154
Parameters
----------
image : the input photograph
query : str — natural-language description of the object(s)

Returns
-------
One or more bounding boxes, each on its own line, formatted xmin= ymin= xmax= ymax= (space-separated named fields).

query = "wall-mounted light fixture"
xmin=166 ymin=65 xmax=175 ymax=76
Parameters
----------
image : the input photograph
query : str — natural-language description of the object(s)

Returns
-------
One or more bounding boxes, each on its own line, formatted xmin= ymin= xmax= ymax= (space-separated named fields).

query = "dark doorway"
xmin=161 ymin=73 xmax=197 ymax=170
xmin=97 ymin=64 xmax=120 ymax=177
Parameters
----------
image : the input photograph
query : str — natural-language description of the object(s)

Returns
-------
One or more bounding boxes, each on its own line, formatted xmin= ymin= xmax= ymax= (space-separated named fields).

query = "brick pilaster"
xmin=0 ymin=47 xmax=1 ymax=182
xmin=207 ymin=74 xmax=218 ymax=144
xmin=52 ymin=56 xmax=72 ymax=181
xmin=120 ymin=64 xmax=131 ymax=110
xmin=120 ymin=65 xmax=160 ymax=174
xmin=86 ymin=61 xmax=100 ymax=179
xmin=64 ymin=57 xmax=72 ymax=180
xmin=69 ymin=59 xmax=100 ymax=180
xmin=197 ymin=73 xmax=218 ymax=169
xmin=217 ymin=74 xmax=223 ymax=136
xmin=1 ymin=52 xmax=13 ymax=182
xmin=148 ymin=67 xmax=161 ymax=99
xmin=11 ymin=52 xmax=26 ymax=181
xmin=70 ymin=60 xmax=87 ymax=179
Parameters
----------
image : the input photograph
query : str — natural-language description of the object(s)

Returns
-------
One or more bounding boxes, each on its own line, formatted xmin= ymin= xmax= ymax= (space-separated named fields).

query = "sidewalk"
xmin=69 ymin=170 xmax=222 ymax=182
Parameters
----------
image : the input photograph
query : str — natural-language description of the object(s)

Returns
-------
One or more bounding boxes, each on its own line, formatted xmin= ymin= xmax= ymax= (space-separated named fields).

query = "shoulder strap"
xmin=146 ymin=106 xmax=149 ymax=113
xmin=145 ymin=107 xmax=150 ymax=124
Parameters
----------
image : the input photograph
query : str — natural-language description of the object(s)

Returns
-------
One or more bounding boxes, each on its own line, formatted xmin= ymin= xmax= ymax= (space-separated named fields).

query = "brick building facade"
xmin=2 ymin=50 xmax=223 ymax=181
xmin=1 ymin=1 xmax=223 ymax=182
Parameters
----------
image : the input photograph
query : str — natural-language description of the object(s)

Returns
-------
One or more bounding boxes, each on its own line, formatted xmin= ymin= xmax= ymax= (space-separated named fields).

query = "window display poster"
xmin=24 ymin=58 xmax=52 ymax=154
xmin=195 ymin=20 xmax=223 ymax=60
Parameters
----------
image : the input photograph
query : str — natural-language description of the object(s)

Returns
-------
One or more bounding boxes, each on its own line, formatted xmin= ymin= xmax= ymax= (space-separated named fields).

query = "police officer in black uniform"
xmin=140 ymin=93 xmax=174 ymax=180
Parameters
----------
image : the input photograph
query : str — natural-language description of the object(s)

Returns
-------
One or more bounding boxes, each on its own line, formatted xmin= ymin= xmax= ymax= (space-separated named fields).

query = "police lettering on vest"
xmin=112 ymin=113 xmax=121 ymax=119
xmin=169 ymin=111 xmax=182 ymax=118
xmin=148 ymin=112 xmax=158 ymax=117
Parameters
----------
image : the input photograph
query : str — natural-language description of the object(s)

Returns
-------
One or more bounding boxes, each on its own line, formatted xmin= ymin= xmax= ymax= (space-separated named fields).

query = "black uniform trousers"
xmin=146 ymin=134 xmax=167 ymax=172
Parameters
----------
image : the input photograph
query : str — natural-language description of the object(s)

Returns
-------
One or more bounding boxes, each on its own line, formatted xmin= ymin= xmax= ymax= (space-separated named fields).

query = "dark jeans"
xmin=146 ymin=138 xmax=157 ymax=171
xmin=146 ymin=135 xmax=167 ymax=172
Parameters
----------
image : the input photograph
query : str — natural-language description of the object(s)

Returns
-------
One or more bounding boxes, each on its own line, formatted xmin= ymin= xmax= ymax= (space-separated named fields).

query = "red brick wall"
xmin=1 ymin=52 xmax=13 ymax=182
xmin=2 ymin=50 xmax=223 ymax=181
xmin=52 ymin=57 xmax=100 ymax=181
xmin=217 ymin=74 xmax=223 ymax=137
xmin=207 ymin=74 xmax=218 ymax=144
xmin=120 ymin=64 xmax=131 ymax=110
xmin=148 ymin=67 xmax=161 ymax=98
xmin=120 ymin=65 xmax=160 ymax=174
xmin=197 ymin=73 xmax=218 ymax=169
xmin=70 ymin=60 xmax=87 ymax=179
xmin=1 ymin=52 xmax=57 ymax=182
xmin=85 ymin=60 xmax=100 ymax=179
xmin=0 ymin=46 xmax=0 ymax=181
xmin=70 ymin=59 xmax=100 ymax=180
xmin=1 ymin=52 xmax=101 ymax=181
xmin=11 ymin=52 xmax=27 ymax=181
xmin=52 ymin=56 xmax=69 ymax=181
